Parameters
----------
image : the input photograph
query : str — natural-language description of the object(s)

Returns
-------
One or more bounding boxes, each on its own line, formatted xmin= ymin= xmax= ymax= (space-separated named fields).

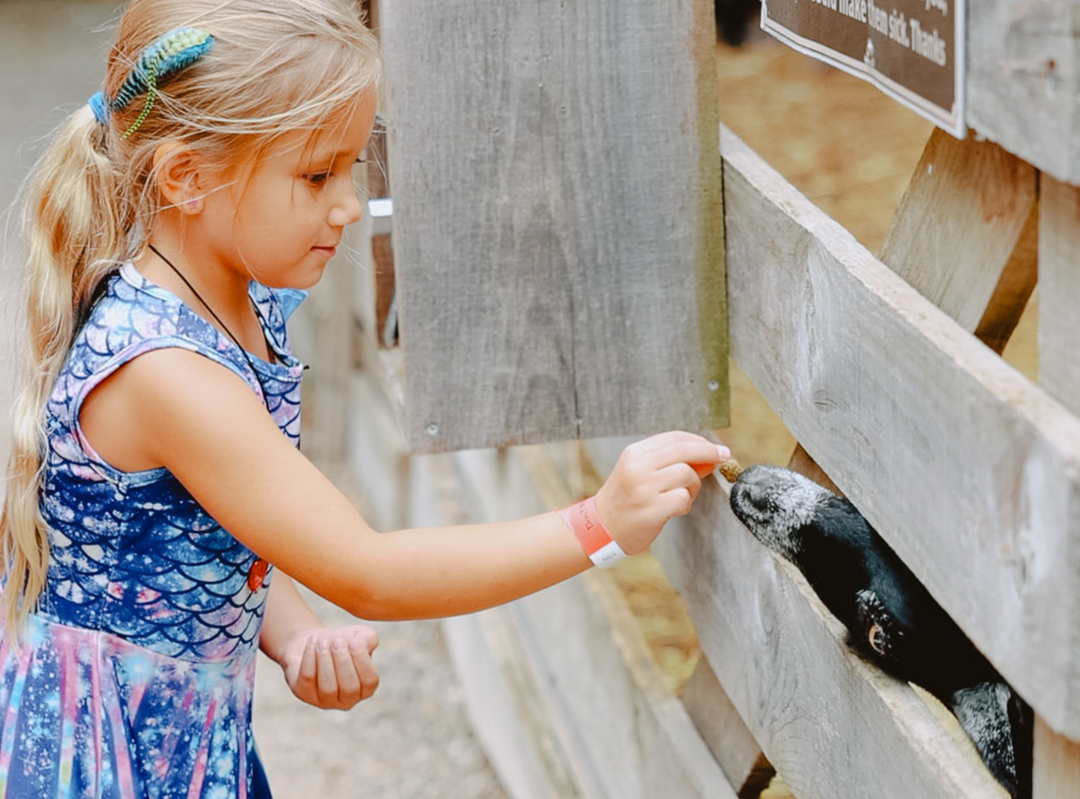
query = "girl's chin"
xmin=259 ymin=264 xmax=327 ymax=291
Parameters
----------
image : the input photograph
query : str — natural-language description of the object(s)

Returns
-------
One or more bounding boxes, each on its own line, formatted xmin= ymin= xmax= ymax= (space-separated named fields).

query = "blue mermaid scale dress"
xmin=0 ymin=263 xmax=306 ymax=798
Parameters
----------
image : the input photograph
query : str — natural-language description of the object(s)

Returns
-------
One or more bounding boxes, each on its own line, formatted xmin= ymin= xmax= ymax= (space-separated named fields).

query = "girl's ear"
xmin=152 ymin=141 xmax=211 ymax=214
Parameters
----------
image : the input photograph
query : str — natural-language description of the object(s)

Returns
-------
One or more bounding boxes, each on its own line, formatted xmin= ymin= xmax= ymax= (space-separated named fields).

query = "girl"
xmin=0 ymin=0 xmax=729 ymax=796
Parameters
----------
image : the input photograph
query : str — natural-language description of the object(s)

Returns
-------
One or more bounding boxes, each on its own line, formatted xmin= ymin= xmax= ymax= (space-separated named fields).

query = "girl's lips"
xmin=312 ymin=245 xmax=337 ymax=258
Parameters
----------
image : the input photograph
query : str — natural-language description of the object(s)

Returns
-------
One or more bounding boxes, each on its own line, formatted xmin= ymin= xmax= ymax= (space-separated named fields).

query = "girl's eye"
xmin=305 ymin=171 xmax=332 ymax=187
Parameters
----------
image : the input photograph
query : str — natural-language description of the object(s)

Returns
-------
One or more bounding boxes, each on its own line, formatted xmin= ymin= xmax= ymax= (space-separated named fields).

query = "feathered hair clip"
xmin=88 ymin=27 xmax=214 ymax=139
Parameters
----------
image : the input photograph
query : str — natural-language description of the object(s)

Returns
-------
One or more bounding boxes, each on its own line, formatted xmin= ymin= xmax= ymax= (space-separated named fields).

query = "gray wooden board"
xmin=966 ymin=0 xmax=1080 ymax=185
xmin=442 ymin=609 xmax=582 ymax=799
xmin=720 ymin=124 xmax=1080 ymax=738
xmin=509 ymin=573 xmax=737 ymax=799
xmin=680 ymin=655 xmax=773 ymax=794
xmin=447 ymin=446 xmax=736 ymax=799
xmin=1030 ymin=174 xmax=1080 ymax=798
xmin=653 ymin=479 xmax=1008 ymax=799
xmin=378 ymin=0 xmax=727 ymax=453
xmin=1037 ymin=175 xmax=1080 ymax=408
xmin=1033 ymin=715 xmax=1080 ymax=799
xmin=407 ymin=453 xmax=575 ymax=799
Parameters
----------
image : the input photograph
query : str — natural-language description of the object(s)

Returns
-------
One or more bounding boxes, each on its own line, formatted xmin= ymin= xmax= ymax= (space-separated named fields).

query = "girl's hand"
xmin=594 ymin=431 xmax=730 ymax=555
xmin=278 ymin=625 xmax=380 ymax=710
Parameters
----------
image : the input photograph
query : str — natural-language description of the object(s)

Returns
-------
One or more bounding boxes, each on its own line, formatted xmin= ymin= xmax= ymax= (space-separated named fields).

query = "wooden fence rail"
xmin=720 ymin=124 xmax=1080 ymax=738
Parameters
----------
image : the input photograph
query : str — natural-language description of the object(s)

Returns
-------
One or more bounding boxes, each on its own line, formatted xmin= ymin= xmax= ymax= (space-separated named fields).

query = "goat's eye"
xmin=868 ymin=623 xmax=887 ymax=655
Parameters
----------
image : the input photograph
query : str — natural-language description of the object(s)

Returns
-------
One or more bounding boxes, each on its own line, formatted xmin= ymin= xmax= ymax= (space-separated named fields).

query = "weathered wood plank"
xmin=508 ymin=570 xmax=738 ymax=799
xmin=1037 ymin=175 xmax=1080 ymax=404
xmin=721 ymin=125 xmax=1080 ymax=737
xmin=1030 ymin=173 xmax=1080 ymax=796
xmin=879 ymin=127 xmax=1037 ymax=333
xmin=966 ymin=1 xmax=1080 ymax=186
xmin=875 ymin=122 xmax=1050 ymax=799
xmin=972 ymin=201 xmax=1039 ymax=356
xmin=442 ymin=609 xmax=583 ymax=799
xmin=406 ymin=451 xmax=581 ymax=799
xmin=651 ymin=478 xmax=1007 ymax=799
xmin=343 ymin=372 xmax=410 ymax=532
xmin=379 ymin=0 xmax=727 ymax=453
xmin=680 ymin=656 xmax=775 ymax=798
xmin=445 ymin=446 xmax=737 ymax=799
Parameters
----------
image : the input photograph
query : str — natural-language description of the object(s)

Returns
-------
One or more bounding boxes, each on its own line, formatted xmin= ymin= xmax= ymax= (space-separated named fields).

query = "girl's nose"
xmin=329 ymin=185 xmax=364 ymax=228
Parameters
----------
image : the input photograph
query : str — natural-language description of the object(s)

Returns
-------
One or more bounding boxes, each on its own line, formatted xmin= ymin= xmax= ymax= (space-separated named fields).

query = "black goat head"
xmin=728 ymin=464 xmax=1032 ymax=799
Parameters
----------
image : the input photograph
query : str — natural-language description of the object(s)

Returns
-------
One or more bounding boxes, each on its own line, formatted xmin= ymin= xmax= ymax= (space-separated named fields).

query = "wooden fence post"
xmin=377 ymin=0 xmax=727 ymax=453
xmin=1031 ymin=173 xmax=1080 ymax=798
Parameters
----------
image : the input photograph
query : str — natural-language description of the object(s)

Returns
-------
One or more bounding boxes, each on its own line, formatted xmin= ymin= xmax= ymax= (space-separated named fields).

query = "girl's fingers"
xmin=330 ymin=640 xmax=362 ymax=702
xmin=654 ymin=462 xmax=703 ymax=493
xmin=690 ymin=459 xmax=723 ymax=478
xmin=349 ymin=639 xmax=380 ymax=700
xmin=297 ymin=638 xmax=318 ymax=690
xmin=358 ymin=626 xmax=379 ymax=654
xmin=662 ymin=485 xmax=695 ymax=516
xmin=639 ymin=430 xmax=728 ymax=458
xmin=315 ymin=640 xmax=339 ymax=700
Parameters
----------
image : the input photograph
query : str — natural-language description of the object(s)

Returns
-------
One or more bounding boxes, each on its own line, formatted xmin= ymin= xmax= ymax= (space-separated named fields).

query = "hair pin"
xmin=88 ymin=27 xmax=214 ymax=137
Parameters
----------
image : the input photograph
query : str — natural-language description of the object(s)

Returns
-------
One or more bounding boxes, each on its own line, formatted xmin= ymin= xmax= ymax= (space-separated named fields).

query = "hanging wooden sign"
xmin=761 ymin=0 xmax=964 ymax=137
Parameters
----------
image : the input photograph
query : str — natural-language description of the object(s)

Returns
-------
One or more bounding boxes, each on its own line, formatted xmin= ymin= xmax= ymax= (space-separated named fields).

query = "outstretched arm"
xmin=84 ymin=347 xmax=728 ymax=621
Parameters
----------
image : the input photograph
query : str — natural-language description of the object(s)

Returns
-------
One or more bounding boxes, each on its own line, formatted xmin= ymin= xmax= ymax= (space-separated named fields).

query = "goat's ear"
xmin=809 ymin=496 xmax=875 ymax=548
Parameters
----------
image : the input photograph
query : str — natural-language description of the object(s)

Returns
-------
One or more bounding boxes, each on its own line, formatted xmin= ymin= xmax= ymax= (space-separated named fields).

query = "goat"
xmin=728 ymin=464 xmax=1033 ymax=799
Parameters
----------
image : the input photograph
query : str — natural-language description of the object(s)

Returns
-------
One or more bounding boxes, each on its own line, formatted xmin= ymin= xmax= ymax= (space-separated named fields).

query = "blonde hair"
xmin=2 ymin=0 xmax=381 ymax=634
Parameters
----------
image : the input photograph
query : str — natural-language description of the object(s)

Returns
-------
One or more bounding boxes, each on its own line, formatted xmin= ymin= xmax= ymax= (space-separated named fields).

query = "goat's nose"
xmin=734 ymin=466 xmax=773 ymax=509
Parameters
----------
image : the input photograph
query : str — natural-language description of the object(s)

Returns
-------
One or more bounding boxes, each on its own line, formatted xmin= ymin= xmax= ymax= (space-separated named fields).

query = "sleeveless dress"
xmin=0 ymin=263 xmax=307 ymax=798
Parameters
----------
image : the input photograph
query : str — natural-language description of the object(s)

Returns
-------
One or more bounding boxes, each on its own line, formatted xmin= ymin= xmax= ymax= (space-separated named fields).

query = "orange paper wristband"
xmin=557 ymin=497 xmax=626 ymax=569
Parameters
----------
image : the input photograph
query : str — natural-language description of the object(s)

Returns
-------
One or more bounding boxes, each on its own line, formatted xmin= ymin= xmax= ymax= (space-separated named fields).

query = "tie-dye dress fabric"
xmin=0 ymin=263 xmax=307 ymax=798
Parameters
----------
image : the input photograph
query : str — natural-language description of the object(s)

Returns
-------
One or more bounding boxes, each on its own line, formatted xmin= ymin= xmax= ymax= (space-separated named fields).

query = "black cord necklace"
xmin=147 ymin=243 xmax=268 ymax=406
xmin=148 ymin=243 xmax=279 ymax=591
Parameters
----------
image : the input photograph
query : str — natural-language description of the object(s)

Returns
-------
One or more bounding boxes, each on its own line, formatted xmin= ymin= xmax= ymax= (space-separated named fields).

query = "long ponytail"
xmin=2 ymin=105 xmax=132 ymax=635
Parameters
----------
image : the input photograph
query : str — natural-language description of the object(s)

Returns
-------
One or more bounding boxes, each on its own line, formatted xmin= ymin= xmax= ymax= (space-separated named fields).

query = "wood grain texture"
xmin=680 ymin=656 xmax=775 ymax=798
xmin=1030 ymin=173 xmax=1080 ymax=795
xmin=720 ymin=125 xmax=1080 ymax=738
xmin=972 ymin=200 xmax=1039 ymax=356
xmin=439 ymin=446 xmax=737 ymax=799
xmin=652 ymin=478 xmax=1008 ymax=799
xmin=379 ymin=0 xmax=726 ymax=453
xmin=507 ymin=571 xmax=737 ymax=799
xmin=879 ymin=127 xmax=1037 ymax=333
xmin=966 ymin=0 xmax=1080 ymax=185
xmin=442 ymin=609 xmax=583 ymax=799
xmin=1037 ymin=175 xmax=1080 ymax=406
xmin=407 ymin=450 xmax=580 ymax=799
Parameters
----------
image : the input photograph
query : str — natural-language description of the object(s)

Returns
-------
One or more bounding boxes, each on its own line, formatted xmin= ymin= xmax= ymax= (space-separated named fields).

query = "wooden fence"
xmin=319 ymin=2 xmax=1080 ymax=797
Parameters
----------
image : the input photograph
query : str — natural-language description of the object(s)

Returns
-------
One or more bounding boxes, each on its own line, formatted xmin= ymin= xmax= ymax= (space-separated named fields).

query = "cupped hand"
xmin=593 ymin=431 xmax=730 ymax=555
xmin=279 ymin=624 xmax=380 ymax=710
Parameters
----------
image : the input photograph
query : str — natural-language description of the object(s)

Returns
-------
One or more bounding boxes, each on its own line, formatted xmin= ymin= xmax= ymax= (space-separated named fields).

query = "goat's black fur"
xmin=729 ymin=464 xmax=1033 ymax=799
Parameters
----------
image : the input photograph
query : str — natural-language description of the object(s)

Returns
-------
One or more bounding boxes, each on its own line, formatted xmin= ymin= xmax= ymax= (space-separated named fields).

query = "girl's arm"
xmin=81 ymin=347 xmax=727 ymax=620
